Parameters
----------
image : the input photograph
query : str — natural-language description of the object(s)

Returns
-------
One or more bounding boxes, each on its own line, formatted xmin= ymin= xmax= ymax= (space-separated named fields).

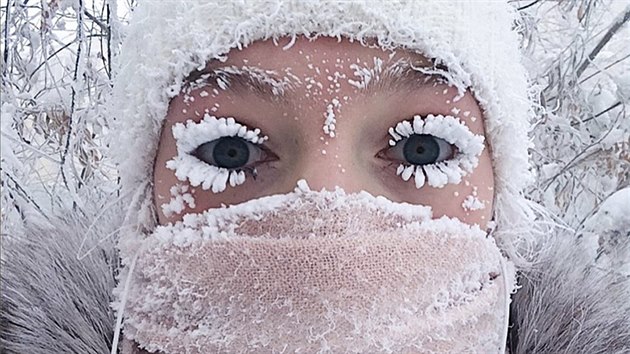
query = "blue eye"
xmin=387 ymin=134 xmax=454 ymax=165
xmin=193 ymin=136 xmax=264 ymax=169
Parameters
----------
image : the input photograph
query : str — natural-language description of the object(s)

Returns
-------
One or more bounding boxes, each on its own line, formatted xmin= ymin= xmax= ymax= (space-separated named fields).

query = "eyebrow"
xmin=182 ymin=60 xmax=453 ymax=100
xmin=183 ymin=65 xmax=294 ymax=102
xmin=361 ymin=60 xmax=453 ymax=95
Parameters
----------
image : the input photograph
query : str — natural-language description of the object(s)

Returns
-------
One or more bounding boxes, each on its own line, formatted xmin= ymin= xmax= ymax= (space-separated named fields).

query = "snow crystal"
xmin=152 ymin=184 xmax=434 ymax=244
xmin=209 ymin=66 xmax=297 ymax=97
xmin=323 ymin=98 xmax=341 ymax=138
xmin=413 ymin=166 xmax=425 ymax=189
xmin=295 ymin=179 xmax=310 ymax=192
xmin=424 ymin=164 xmax=449 ymax=188
xmin=161 ymin=184 xmax=196 ymax=217
xmin=347 ymin=57 xmax=383 ymax=89
xmin=462 ymin=195 xmax=485 ymax=211
xmin=166 ymin=115 xmax=268 ymax=193
xmin=401 ymin=165 xmax=414 ymax=181
xmin=216 ymin=76 xmax=229 ymax=90
xmin=388 ymin=114 xmax=485 ymax=189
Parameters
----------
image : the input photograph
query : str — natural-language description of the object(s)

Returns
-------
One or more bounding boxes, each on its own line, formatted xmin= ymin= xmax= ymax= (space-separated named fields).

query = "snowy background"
xmin=1 ymin=0 xmax=628 ymax=268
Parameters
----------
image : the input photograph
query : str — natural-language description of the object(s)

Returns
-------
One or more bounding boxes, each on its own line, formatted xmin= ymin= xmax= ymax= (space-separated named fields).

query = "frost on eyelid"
xmin=389 ymin=114 xmax=485 ymax=189
xmin=165 ymin=114 xmax=267 ymax=193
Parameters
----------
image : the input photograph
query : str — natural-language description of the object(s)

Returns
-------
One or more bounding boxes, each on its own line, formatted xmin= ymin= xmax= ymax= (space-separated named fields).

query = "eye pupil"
xmin=403 ymin=134 xmax=440 ymax=165
xmin=193 ymin=137 xmax=251 ymax=169
xmin=212 ymin=137 xmax=250 ymax=169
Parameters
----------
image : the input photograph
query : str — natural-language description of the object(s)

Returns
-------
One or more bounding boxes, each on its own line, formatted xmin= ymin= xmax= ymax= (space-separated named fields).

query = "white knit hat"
xmin=110 ymin=0 xmax=536 ymax=260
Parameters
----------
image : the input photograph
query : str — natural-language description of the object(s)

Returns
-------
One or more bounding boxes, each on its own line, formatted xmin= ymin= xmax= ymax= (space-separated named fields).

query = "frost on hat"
xmin=110 ymin=0 xmax=536 ymax=268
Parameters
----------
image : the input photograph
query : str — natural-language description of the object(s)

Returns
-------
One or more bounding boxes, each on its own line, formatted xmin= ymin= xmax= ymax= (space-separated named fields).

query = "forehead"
xmin=172 ymin=36 xmax=485 ymax=137
xmin=183 ymin=36 xmax=457 ymax=107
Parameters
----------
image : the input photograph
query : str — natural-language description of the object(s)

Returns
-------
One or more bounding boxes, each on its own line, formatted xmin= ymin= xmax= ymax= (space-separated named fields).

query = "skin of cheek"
xmin=153 ymin=38 xmax=496 ymax=229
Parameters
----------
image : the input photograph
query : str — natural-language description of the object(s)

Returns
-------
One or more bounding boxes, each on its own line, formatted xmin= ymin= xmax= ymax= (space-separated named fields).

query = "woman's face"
xmin=154 ymin=37 xmax=494 ymax=228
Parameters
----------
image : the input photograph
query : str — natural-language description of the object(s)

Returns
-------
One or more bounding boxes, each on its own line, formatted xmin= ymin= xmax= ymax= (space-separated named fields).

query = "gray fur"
xmin=511 ymin=234 xmax=630 ymax=354
xmin=1 ymin=204 xmax=120 ymax=354
xmin=2 ymin=208 xmax=629 ymax=353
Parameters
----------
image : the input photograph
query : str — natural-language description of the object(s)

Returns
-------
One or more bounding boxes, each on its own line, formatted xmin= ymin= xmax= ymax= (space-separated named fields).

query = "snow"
xmin=413 ymin=166 xmax=426 ymax=189
xmin=580 ymin=187 xmax=630 ymax=275
xmin=216 ymin=76 xmax=229 ymax=90
xmin=166 ymin=84 xmax=181 ymax=98
xmin=401 ymin=165 xmax=414 ymax=181
xmin=149 ymin=183 xmax=434 ymax=245
xmin=323 ymin=98 xmax=340 ymax=138
xmin=295 ymin=179 xmax=310 ymax=192
xmin=0 ymin=103 xmax=22 ymax=172
xmin=462 ymin=195 xmax=485 ymax=212
xmin=347 ymin=57 xmax=383 ymax=89
xmin=161 ymin=184 xmax=196 ymax=217
xmin=583 ymin=187 xmax=630 ymax=233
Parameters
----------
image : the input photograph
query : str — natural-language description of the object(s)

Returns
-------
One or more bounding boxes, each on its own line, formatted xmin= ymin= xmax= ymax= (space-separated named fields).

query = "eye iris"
xmin=403 ymin=134 xmax=440 ymax=165
xmin=211 ymin=137 xmax=250 ymax=169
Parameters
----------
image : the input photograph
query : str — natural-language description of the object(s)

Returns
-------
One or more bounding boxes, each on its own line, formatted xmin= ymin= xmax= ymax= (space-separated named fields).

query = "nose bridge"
xmin=296 ymin=148 xmax=360 ymax=192
xmin=291 ymin=94 xmax=378 ymax=195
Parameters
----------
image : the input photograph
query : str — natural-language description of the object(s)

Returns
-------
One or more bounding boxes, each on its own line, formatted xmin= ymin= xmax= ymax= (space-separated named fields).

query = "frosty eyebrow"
xmin=183 ymin=66 xmax=293 ymax=102
xmin=182 ymin=61 xmax=452 ymax=100
xmin=364 ymin=62 xmax=452 ymax=95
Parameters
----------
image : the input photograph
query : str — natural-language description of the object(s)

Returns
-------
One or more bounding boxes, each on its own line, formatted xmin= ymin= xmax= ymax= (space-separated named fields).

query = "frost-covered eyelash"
xmin=165 ymin=114 xmax=268 ymax=193
xmin=388 ymin=114 xmax=485 ymax=189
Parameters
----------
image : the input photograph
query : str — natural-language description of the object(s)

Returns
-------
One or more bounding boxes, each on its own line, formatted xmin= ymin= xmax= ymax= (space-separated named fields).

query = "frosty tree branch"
xmin=60 ymin=0 xmax=85 ymax=190
xmin=575 ymin=5 xmax=630 ymax=79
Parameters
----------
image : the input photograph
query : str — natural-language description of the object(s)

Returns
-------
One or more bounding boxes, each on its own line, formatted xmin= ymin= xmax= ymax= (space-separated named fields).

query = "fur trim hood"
xmin=1 ymin=196 xmax=629 ymax=354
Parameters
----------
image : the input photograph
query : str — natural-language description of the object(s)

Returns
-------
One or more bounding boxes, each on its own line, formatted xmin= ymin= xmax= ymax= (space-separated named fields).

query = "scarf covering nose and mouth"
xmin=119 ymin=186 xmax=515 ymax=353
